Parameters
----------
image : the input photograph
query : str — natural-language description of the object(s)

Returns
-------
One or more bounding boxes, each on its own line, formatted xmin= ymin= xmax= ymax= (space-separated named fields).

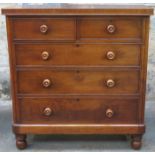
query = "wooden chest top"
xmin=2 ymin=5 xmax=153 ymax=16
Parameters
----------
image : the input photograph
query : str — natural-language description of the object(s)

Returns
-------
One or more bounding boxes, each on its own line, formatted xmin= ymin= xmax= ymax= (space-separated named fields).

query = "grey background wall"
xmin=0 ymin=3 xmax=155 ymax=101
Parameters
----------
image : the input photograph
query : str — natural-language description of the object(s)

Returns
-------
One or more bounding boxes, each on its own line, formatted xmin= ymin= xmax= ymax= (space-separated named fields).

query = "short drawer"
xmin=12 ymin=18 xmax=76 ymax=40
xmin=79 ymin=17 xmax=142 ymax=40
xmin=17 ymin=70 xmax=139 ymax=95
xmin=15 ymin=44 xmax=140 ymax=66
xmin=18 ymin=97 xmax=139 ymax=124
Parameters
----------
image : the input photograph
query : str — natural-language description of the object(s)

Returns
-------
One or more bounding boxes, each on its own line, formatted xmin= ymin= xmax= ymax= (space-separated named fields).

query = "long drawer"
xmin=15 ymin=44 xmax=140 ymax=66
xmin=17 ymin=70 xmax=139 ymax=95
xmin=18 ymin=97 xmax=139 ymax=124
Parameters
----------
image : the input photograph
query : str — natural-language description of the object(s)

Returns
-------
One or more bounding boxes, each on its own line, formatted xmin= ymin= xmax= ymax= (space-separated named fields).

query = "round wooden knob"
xmin=106 ymin=79 xmax=115 ymax=88
xmin=42 ymin=79 xmax=51 ymax=88
xmin=106 ymin=51 xmax=116 ymax=60
xmin=106 ymin=109 xmax=114 ymax=118
xmin=43 ymin=107 xmax=52 ymax=116
xmin=41 ymin=51 xmax=50 ymax=60
xmin=40 ymin=24 xmax=48 ymax=34
xmin=107 ymin=24 xmax=116 ymax=34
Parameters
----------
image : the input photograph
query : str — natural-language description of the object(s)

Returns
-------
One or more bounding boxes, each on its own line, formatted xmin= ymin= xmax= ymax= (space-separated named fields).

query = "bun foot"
xmin=131 ymin=134 xmax=142 ymax=150
xmin=16 ymin=134 xmax=27 ymax=149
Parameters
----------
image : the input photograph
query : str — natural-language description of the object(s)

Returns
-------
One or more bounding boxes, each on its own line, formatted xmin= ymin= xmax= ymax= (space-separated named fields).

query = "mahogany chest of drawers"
xmin=2 ymin=5 xmax=153 ymax=150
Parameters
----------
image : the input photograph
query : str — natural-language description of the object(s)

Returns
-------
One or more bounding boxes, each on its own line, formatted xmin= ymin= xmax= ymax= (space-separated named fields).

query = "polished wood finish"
xmin=105 ymin=108 xmax=114 ymax=118
xmin=15 ymin=134 xmax=27 ymax=150
xmin=79 ymin=17 xmax=142 ymax=40
xmin=40 ymin=24 xmax=48 ymax=34
xmin=41 ymin=51 xmax=50 ymax=60
xmin=13 ymin=124 xmax=145 ymax=135
xmin=131 ymin=134 xmax=142 ymax=150
xmin=43 ymin=107 xmax=53 ymax=116
xmin=2 ymin=6 xmax=153 ymax=149
xmin=17 ymin=97 xmax=138 ymax=124
xmin=2 ymin=5 xmax=153 ymax=16
xmin=12 ymin=18 xmax=76 ymax=40
xmin=107 ymin=24 xmax=116 ymax=34
xmin=15 ymin=44 xmax=141 ymax=66
xmin=17 ymin=70 xmax=139 ymax=94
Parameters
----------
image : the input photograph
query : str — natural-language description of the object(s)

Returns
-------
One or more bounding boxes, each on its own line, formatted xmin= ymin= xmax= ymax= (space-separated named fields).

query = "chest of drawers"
xmin=2 ymin=5 xmax=153 ymax=150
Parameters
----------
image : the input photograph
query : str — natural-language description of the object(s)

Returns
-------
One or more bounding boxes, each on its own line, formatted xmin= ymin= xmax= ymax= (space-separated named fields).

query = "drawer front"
xmin=17 ymin=70 xmax=139 ymax=94
xmin=12 ymin=18 xmax=76 ymax=40
xmin=18 ymin=98 xmax=139 ymax=124
xmin=79 ymin=17 xmax=142 ymax=40
xmin=15 ymin=44 xmax=140 ymax=66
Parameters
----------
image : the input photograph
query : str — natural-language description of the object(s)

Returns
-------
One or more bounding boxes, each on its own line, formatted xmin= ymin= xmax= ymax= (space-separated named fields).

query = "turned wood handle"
xmin=41 ymin=51 xmax=50 ymax=60
xmin=42 ymin=79 xmax=51 ymax=88
xmin=43 ymin=107 xmax=52 ymax=116
xmin=107 ymin=24 xmax=116 ymax=34
xmin=106 ymin=108 xmax=114 ymax=118
xmin=40 ymin=24 xmax=48 ymax=34
xmin=106 ymin=79 xmax=115 ymax=88
xmin=106 ymin=51 xmax=116 ymax=60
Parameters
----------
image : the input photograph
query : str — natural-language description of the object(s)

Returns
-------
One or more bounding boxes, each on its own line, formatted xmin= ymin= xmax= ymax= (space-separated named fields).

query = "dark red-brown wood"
xmin=15 ymin=43 xmax=141 ymax=66
xmin=2 ymin=6 xmax=153 ymax=149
